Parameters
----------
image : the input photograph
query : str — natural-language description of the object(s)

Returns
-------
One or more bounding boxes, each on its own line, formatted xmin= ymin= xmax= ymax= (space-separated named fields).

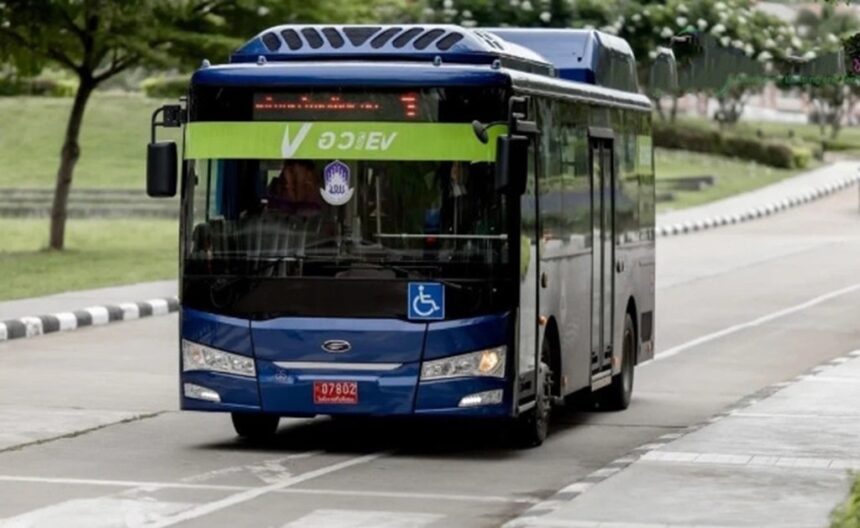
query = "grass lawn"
xmin=0 ymin=218 xmax=177 ymax=301
xmin=655 ymin=148 xmax=813 ymax=212
xmin=675 ymin=115 xmax=860 ymax=151
xmin=0 ymin=92 xmax=179 ymax=188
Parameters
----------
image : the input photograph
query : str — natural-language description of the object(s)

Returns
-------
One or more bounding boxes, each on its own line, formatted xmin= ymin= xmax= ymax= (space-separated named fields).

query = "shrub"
xmin=140 ymin=75 xmax=189 ymax=98
xmin=831 ymin=476 xmax=860 ymax=528
xmin=0 ymin=76 xmax=77 ymax=97
xmin=654 ymin=122 xmax=807 ymax=169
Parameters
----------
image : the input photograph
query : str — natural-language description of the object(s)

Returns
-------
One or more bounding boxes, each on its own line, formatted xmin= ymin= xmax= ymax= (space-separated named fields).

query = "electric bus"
xmin=146 ymin=25 xmax=656 ymax=446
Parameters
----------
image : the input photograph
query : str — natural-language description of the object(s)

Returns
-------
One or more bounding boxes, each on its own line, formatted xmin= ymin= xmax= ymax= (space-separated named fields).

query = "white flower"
xmin=649 ymin=50 xmax=658 ymax=59
xmin=715 ymin=1 xmax=727 ymax=11
xmin=601 ymin=25 xmax=617 ymax=34
xmin=744 ymin=43 xmax=754 ymax=56
xmin=827 ymin=34 xmax=839 ymax=44
xmin=802 ymin=50 xmax=817 ymax=60
xmin=540 ymin=11 xmax=551 ymax=23
xmin=736 ymin=15 xmax=746 ymax=26
xmin=765 ymin=38 xmax=776 ymax=49
xmin=443 ymin=0 xmax=453 ymax=8
xmin=677 ymin=3 xmax=688 ymax=13
xmin=422 ymin=7 xmax=435 ymax=17
xmin=757 ymin=51 xmax=773 ymax=62
xmin=721 ymin=36 xmax=731 ymax=47
xmin=256 ymin=6 xmax=270 ymax=16
xmin=462 ymin=9 xmax=473 ymax=18
xmin=718 ymin=11 xmax=727 ymax=22
xmin=660 ymin=26 xmax=674 ymax=38
xmin=732 ymin=39 xmax=744 ymax=49
xmin=462 ymin=19 xmax=477 ymax=27
xmin=791 ymin=36 xmax=802 ymax=48
xmin=509 ymin=0 xmax=519 ymax=5
xmin=632 ymin=13 xmax=642 ymax=23
xmin=711 ymin=23 xmax=726 ymax=35
xmin=521 ymin=0 xmax=533 ymax=11
xmin=697 ymin=18 xmax=708 ymax=30
xmin=676 ymin=17 xmax=688 ymax=28
xmin=584 ymin=24 xmax=595 ymax=30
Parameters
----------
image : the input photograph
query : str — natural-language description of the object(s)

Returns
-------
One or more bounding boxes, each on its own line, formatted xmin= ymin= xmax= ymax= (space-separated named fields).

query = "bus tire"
xmin=596 ymin=312 xmax=636 ymax=411
xmin=514 ymin=338 xmax=553 ymax=448
xmin=231 ymin=412 xmax=280 ymax=441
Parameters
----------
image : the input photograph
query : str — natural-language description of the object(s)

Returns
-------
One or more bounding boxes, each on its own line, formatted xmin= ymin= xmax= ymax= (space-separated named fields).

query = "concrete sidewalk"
xmin=658 ymin=160 xmax=860 ymax=235
xmin=0 ymin=280 xmax=176 ymax=322
xmin=509 ymin=349 xmax=860 ymax=528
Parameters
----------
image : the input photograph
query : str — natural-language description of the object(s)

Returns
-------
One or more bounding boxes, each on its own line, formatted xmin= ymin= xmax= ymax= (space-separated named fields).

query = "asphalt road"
xmin=1 ymin=189 xmax=859 ymax=528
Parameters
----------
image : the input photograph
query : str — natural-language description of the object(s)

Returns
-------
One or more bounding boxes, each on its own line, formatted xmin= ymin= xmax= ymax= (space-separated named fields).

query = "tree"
xmin=0 ymin=1 xmax=242 ymax=250
xmin=0 ymin=0 xmax=414 ymax=251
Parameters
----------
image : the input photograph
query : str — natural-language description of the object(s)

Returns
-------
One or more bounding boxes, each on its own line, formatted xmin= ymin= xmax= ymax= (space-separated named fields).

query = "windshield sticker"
xmin=320 ymin=160 xmax=354 ymax=206
xmin=184 ymin=122 xmax=507 ymax=161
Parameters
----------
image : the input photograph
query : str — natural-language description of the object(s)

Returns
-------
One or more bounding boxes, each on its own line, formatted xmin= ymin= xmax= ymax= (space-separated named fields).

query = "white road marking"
xmin=282 ymin=509 xmax=442 ymax=528
xmin=0 ymin=497 xmax=193 ymax=528
xmin=641 ymin=450 xmax=860 ymax=470
xmin=652 ymin=282 xmax=860 ymax=361
xmin=0 ymin=475 xmax=247 ymax=491
xmin=147 ymin=453 xmax=385 ymax=527
xmin=278 ymin=488 xmax=540 ymax=505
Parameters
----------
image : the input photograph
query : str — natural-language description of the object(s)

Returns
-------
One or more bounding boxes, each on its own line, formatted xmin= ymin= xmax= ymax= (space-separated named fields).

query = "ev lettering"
xmin=315 ymin=130 xmax=399 ymax=152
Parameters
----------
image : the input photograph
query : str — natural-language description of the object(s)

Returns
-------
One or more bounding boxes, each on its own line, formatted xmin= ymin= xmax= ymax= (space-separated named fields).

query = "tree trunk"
xmin=49 ymin=79 xmax=95 ymax=250
xmin=669 ymin=94 xmax=679 ymax=122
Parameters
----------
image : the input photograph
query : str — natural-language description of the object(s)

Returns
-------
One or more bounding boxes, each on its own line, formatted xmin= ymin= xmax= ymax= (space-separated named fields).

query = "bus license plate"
xmin=313 ymin=381 xmax=358 ymax=405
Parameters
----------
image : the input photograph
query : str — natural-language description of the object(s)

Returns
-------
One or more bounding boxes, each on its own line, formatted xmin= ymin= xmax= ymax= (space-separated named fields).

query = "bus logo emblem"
xmin=320 ymin=160 xmax=354 ymax=206
xmin=408 ymin=283 xmax=445 ymax=320
xmin=322 ymin=340 xmax=352 ymax=353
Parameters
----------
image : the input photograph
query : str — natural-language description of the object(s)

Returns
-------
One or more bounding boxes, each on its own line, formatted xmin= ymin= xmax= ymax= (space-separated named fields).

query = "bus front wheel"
xmin=231 ymin=412 xmax=280 ymax=441
xmin=514 ymin=338 xmax=553 ymax=448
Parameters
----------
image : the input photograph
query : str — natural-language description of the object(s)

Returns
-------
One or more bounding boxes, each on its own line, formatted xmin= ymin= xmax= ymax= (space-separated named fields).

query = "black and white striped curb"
xmin=504 ymin=347 xmax=860 ymax=527
xmin=656 ymin=174 xmax=860 ymax=238
xmin=0 ymin=297 xmax=179 ymax=343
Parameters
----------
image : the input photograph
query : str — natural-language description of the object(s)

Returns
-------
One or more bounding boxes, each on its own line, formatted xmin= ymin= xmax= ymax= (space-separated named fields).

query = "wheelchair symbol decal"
xmin=408 ymin=283 xmax=444 ymax=320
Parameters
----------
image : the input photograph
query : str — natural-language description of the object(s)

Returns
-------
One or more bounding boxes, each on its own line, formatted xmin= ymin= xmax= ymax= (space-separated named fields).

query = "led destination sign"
xmin=253 ymin=92 xmax=433 ymax=121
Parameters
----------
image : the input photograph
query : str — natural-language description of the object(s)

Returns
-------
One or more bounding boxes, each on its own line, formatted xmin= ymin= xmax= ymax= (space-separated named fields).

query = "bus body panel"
xmin=181 ymin=307 xmax=252 ymax=357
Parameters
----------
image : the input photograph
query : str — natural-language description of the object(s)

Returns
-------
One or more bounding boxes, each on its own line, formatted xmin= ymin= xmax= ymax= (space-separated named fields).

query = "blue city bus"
xmin=146 ymin=25 xmax=655 ymax=446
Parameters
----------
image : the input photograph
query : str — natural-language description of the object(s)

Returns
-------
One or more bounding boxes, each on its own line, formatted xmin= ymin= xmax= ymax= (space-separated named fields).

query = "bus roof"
xmin=229 ymin=24 xmax=641 ymax=95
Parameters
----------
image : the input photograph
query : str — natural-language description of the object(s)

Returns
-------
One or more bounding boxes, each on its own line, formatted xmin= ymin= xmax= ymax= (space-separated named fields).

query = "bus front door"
xmin=589 ymin=132 xmax=615 ymax=387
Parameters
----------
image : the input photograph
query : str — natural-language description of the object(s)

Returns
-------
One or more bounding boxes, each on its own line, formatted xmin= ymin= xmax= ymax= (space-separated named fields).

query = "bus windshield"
xmin=185 ymin=158 xmax=509 ymax=280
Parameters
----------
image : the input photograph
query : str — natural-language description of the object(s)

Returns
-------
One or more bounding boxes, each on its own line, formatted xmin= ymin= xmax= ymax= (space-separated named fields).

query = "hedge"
xmin=0 ymin=76 xmax=77 ymax=97
xmin=654 ymin=122 xmax=810 ymax=170
xmin=140 ymin=75 xmax=189 ymax=98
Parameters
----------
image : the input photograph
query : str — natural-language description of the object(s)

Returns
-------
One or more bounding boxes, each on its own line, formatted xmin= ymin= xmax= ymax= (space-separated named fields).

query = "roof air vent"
xmin=371 ymin=27 xmax=402 ymax=49
xmin=301 ymin=27 xmax=324 ymax=49
xmin=392 ymin=27 xmax=423 ymax=48
xmin=280 ymin=29 xmax=303 ymax=50
xmin=343 ymin=26 xmax=381 ymax=46
xmin=413 ymin=29 xmax=445 ymax=50
xmin=322 ymin=27 xmax=345 ymax=48
xmin=261 ymin=32 xmax=281 ymax=51
xmin=435 ymin=32 xmax=464 ymax=51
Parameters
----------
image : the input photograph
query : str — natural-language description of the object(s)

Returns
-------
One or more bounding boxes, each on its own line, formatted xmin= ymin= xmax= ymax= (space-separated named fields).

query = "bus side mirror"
xmin=147 ymin=141 xmax=178 ymax=197
xmin=495 ymin=135 xmax=529 ymax=195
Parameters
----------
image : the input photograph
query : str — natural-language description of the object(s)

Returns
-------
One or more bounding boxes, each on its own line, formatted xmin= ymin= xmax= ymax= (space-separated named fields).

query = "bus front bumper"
xmin=180 ymin=362 xmax=512 ymax=418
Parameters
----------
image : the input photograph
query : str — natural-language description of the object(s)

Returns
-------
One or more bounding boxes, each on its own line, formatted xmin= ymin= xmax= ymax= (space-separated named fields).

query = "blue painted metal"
xmin=488 ymin=29 xmax=639 ymax=91
xmin=256 ymin=359 xmax=420 ymax=416
xmin=231 ymin=24 xmax=552 ymax=74
xmin=414 ymin=377 xmax=509 ymax=416
xmin=191 ymin=62 xmax=510 ymax=89
xmin=181 ymin=307 xmax=252 ymax=357
xmin=251 ymin=317 xmax=426 ymax=364
xmin=423 ymin=312 xmax=510 ymax=361
xmin=181 ymin=370 xmax=261 ymax=410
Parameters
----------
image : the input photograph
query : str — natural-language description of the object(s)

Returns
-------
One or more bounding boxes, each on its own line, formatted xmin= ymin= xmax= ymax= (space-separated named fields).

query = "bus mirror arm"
xmin=147 ymin=104 xmax=184 ymax=198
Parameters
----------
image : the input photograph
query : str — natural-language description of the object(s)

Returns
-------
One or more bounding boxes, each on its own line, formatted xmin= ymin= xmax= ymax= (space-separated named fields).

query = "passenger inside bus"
xmin=266 ymin=159 xmax=322 ymax=215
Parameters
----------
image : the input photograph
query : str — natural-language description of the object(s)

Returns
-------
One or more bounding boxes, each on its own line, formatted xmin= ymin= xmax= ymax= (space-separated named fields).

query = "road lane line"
xmin=0 ymin=475 xmax=247 ymax=491
xmin=652 ymin=282 xmax=860 ymax=362
xmin=147 ymin=453 xmax=385 ymax=527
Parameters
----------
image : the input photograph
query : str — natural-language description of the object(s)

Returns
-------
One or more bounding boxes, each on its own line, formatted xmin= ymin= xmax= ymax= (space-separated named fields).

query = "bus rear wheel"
xmin=595 ymin=313 xmax=636 ymax=411
xmin=231 ymin=412 xmax=280 ymax=441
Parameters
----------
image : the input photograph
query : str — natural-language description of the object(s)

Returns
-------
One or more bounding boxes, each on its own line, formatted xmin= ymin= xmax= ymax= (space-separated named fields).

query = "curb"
xmin=656 ymin=173 xmax=860 ymax=238
xmin=0 ymin=297 xmax=179 ymax=343
xmin=505 ymin=347 xmax=860 ymax=527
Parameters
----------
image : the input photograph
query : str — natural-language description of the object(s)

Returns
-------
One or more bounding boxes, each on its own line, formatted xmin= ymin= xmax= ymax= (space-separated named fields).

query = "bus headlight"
xmin=182 ymin=339 xmax=256 ymax=378
xmin=420 ymin=346 xmax=506 ymax=381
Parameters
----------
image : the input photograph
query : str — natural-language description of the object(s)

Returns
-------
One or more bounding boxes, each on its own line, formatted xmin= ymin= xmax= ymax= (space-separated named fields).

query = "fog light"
xmin=458 ymin=389 xmax=503 ymax=408
xmin=184 ymin=383 xmax=221 ymax=402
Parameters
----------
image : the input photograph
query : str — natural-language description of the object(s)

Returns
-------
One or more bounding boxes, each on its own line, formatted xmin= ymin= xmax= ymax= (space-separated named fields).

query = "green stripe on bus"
xmin=184 ymin=122 xmax=507 ymax=161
